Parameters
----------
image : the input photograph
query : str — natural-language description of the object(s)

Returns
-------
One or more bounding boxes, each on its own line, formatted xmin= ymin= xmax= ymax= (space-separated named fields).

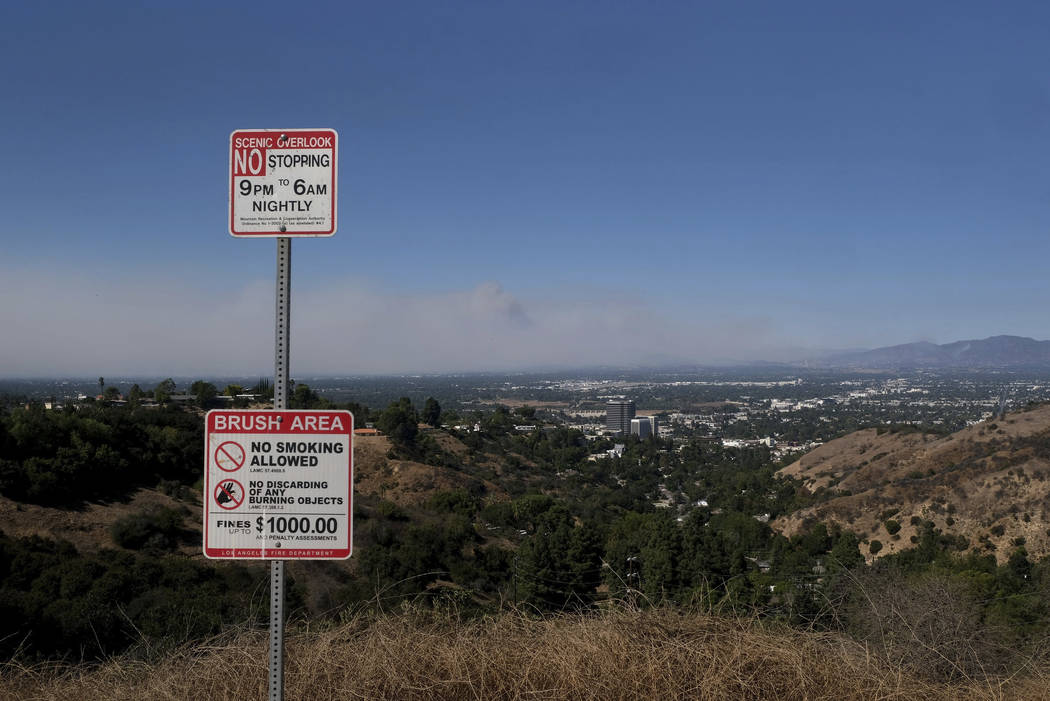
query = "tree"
xmin=1003 ymin=547 xmax=1033 ymax=591
xmin=516 ymin=505 xmax=601 ymax=609
xmin=345 ymin=401 xmax=369 ymax=425
xmin=512 ymin=494 xmax=556 ymax=530
xmin=378 ymin=398 xmax=418 ymax=450
xmin=103 ymin=386 xmax=121 ymax=401
xmin=483 ymin=406 xmax=515 ymax=434
xmin=604 ymin=510 xmax=684 ymax=602
xmin=250 ymin=378 xmax=274 ymax=401
xmin=429 ymin=489 xmax=478 ymax=518
xmin=829 ymin=531 xmax=864 ymax=571
xmin=154 ymin=378 xmax=176 ymax=404
xmin=797 ymin=522 xmax=832 ymax=556
xmin=128 ymin=384 xmax=144 ymax=406
xmin=98 ymin=377 xmax=105 ymax=398
xmin=422 ymin=397 xmax=441 ymax=427
xmin=291 ymin=383 xmax=322 ymax=409
xmin=190 ymin=380 xmax=218 ymax=408
xmin=222 ymin=384 xmax=248 ymax=408
xmin=515 ymin=405 xmax=537 ymax=420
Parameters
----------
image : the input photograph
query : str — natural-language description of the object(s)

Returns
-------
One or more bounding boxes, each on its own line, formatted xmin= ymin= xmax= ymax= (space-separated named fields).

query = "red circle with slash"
xmin=213 ymin=479 xmax=245 ymax=510
xmin=215 ymin=441 xmax=246 ymax=472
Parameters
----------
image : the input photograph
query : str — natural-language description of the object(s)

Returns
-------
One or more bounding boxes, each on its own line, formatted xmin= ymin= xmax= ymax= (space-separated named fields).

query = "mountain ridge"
xmin=819 ymin=334 xmax=1050 ymax=369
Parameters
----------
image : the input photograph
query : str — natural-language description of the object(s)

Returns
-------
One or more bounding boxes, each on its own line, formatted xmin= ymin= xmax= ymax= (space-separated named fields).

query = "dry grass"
xmin=3 ymin=608 xmax=1048 ymax=700
xmin=0 ymin=488 xmax=201 ymax=556
xmin=776 ymin=404 xmax=1050 ymax=561
xmin=353 ymin=435 xmax=505 ymax=508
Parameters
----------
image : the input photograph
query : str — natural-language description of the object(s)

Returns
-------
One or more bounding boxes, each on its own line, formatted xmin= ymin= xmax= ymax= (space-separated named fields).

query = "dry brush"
xmin=3 ymin=607 xmax=1049 ymax=700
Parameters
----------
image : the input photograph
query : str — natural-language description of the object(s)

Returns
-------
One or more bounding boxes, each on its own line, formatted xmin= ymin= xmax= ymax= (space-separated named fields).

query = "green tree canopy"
xmin=154 ymin=378 xmax=177 ymax=404
xmin=378 ymin=398 xmax=419 ymax=450
xmin=190 ymin=380 xmax=218 ymax=408
xmin=422 ymin=397 xmax=442 ymax=427
xmin=516 ymin=504 xmax=602 ymax=609
xmin=829 ymin=531 xmax=864 ymax=571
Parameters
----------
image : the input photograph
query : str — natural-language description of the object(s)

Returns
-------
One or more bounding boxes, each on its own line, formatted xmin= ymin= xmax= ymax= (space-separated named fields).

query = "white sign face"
xmin=229 ymin=128 xmax=338 ymax=237
xmin=203 ymin=409 xmax=353 ymax=559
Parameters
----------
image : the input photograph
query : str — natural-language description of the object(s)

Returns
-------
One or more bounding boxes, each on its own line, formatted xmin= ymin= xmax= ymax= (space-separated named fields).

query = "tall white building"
xmin=631 ymin=416 xmax=659 ymax=439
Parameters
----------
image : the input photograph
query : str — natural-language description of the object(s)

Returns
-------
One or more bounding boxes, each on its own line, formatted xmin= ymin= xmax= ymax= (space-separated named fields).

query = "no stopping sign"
xmin=229 ymin=128 xmax=338 ymax=237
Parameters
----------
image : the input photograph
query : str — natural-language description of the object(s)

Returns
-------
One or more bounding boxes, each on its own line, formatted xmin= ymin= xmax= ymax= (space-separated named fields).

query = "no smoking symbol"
xmin=214 ymin=479 xmax=245 ymax=510
xmin=215 ymin=441 xmax=246 ymax=472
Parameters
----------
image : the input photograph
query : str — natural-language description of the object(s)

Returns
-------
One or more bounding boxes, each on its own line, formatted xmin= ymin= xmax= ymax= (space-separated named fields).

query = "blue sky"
xmin=3 ymin=1 xmax=1050 ymax=375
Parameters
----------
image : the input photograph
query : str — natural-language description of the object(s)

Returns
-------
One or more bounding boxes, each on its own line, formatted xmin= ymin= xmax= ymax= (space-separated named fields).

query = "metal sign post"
xmin=270 ymin=236 xmax=291 ymax=701
xmin=226 ymin=127 xmax=339 ymax=701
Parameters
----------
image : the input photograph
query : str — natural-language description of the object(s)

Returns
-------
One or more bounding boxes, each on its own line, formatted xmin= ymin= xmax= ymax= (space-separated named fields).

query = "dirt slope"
xmin=0 ymin=488 xmax=201 ymax=555
xmin=353 ymin=433 xmax=505 ymax=507
xmin=777 ymin=404 xmax=1050 ymax=561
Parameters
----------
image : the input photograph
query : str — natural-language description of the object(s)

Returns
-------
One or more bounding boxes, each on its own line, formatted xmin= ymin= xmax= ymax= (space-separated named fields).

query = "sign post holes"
xmin=204 ymin=410 xmax=353 ymax=701
xmin=220 ymin=126 xmax=341 ymax=701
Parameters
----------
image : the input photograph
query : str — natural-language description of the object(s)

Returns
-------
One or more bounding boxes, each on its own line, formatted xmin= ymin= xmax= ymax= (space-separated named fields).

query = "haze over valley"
xmin=6 ymin=1 xmax=1050 ymax=698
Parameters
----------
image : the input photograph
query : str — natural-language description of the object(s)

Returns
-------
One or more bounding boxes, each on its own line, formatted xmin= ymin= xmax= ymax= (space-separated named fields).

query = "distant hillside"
xmin=776 ymin=403 xmax=1050 ymax=561
xmin=823 ymin=334 xmax=1050 ymax=368
xmin=0 ymin=431 xmax=504 ymax=554
xmin=353 ymin=432 xmax=508 ymax=507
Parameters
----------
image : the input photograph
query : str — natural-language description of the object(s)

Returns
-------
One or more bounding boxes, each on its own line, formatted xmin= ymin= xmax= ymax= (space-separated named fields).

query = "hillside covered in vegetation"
xmin=1 ymin=392 xmax=1050 ymax=697
xmin=778 ymin=403 xmax=1050 ymax=560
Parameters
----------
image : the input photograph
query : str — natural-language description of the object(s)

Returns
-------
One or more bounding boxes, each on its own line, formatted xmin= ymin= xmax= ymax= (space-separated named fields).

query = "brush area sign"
xmin=203 ymin=410 xmax=353 ymax=560
xmin=229 ymin=128 xmax=338 ymax=237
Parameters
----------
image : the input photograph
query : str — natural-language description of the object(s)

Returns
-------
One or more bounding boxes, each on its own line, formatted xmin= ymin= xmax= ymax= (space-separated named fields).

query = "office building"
xmin=605 ymin=399 xmax=635 ymax=435
xmin=631 ymin=416 xmax=659 ymax=439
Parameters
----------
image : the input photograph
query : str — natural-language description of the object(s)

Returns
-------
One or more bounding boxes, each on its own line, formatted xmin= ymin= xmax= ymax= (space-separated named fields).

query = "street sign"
xmin=229 ymin=128 xmax=338 ymax=237
xmin=203 ymin=409 xmax=353 ymax=559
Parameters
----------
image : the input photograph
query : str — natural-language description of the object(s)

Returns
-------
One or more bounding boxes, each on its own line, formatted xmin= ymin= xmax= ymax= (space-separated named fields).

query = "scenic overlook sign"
xmin=228 ymin=128 xmax=338 ymax=237
xmin=203 ymin=409 xmax=353 ymax=559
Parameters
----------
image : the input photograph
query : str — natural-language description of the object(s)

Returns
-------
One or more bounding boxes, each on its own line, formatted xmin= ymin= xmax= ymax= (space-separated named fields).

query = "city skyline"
xmin=3 ymin=2 xmax=1050 ymax=376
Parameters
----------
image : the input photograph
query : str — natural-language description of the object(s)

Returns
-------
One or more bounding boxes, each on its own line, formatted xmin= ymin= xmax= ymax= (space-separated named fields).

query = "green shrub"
xmin=428 ymin=489 xmax=479 ymax=518
xmin=110 ymin=506 xmax=189 ymax=551
xmin=0 ymin=531 xmax=267 ymax=660
xmin=0 ymin=406 xmax=202 ymax=505
xmin=376 ymin=500 xmax=407 ymax=520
